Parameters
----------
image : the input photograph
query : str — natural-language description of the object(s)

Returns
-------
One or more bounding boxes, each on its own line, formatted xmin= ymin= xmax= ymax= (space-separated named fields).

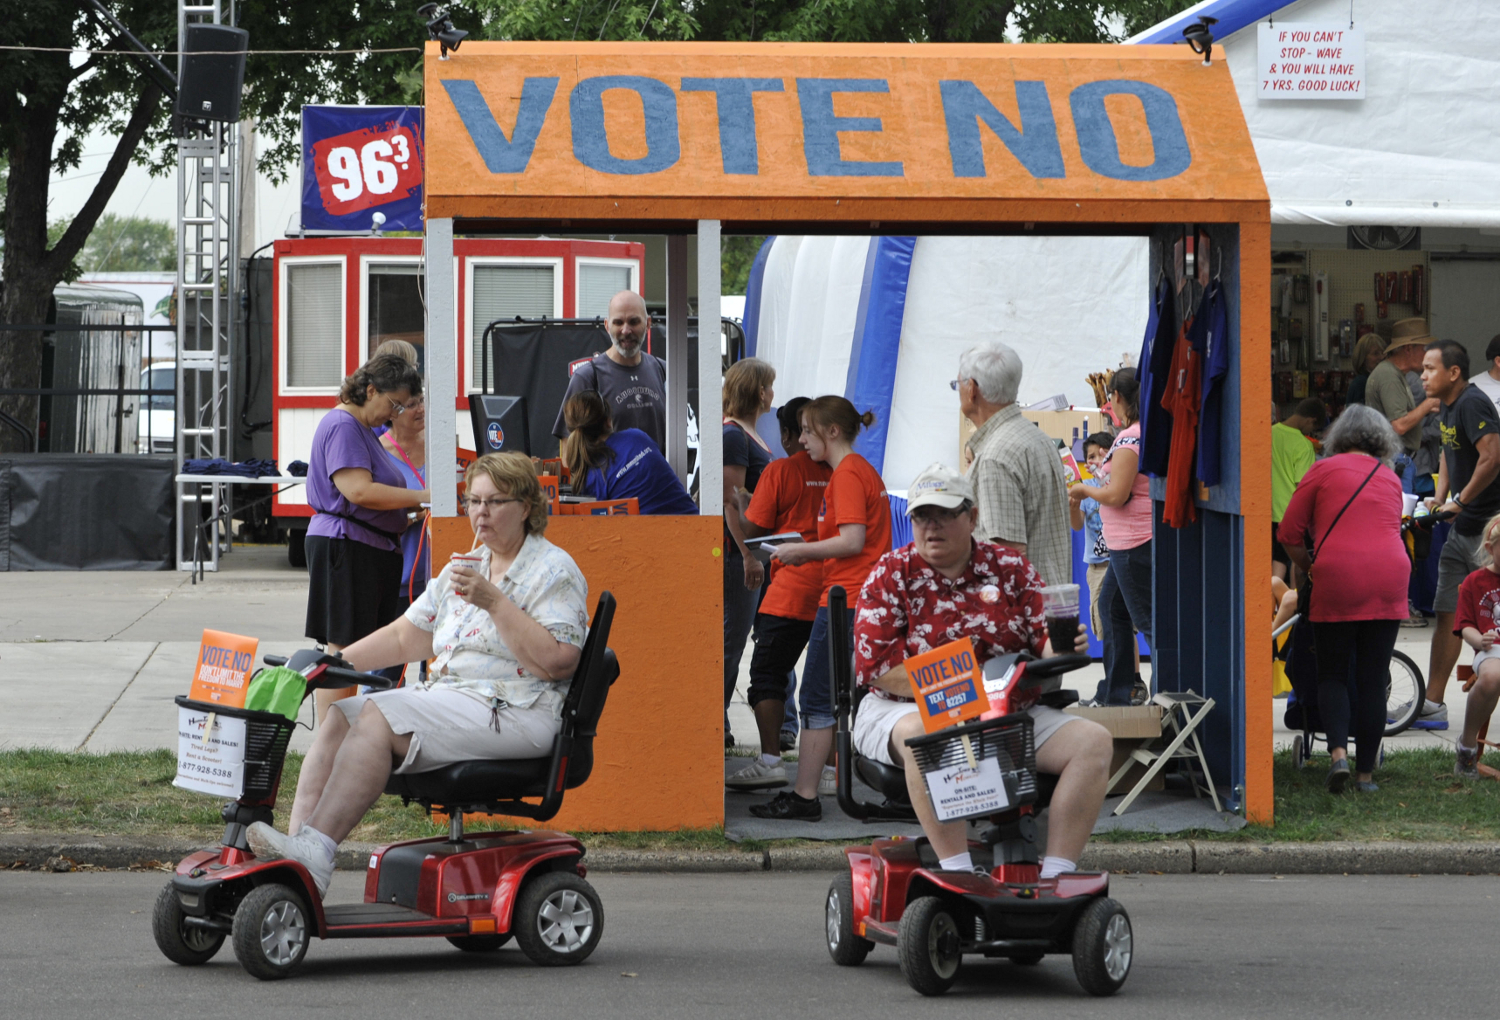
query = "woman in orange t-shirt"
xmin=750 ymin=395 xmax=891 ymax=821
xmin=725 ymin=398 xmax=831 ymax=791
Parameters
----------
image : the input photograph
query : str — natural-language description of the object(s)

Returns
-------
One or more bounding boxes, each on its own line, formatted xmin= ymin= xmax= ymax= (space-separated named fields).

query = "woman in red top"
xmin=1278 ymin=404 xmax=1408 ymax=793
xmin=725 ymin=398 xmax=833 ymax=790
xmin=751 ymin=396 xmax=891 ymax=821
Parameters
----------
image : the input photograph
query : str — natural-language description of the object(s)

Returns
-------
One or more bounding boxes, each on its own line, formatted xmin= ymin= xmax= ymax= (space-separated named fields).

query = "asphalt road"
xmin=1 ymin=870 xmax=1491 ymax=1019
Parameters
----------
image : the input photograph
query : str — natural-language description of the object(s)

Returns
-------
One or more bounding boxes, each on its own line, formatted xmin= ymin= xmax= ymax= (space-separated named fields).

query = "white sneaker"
xmin=725 ymin=758 xmax=788 ymax=790
xmin=818 ymin=769 xmax=837 ymax=798
xmin=247 ymin=822 xmax=335 ymax=898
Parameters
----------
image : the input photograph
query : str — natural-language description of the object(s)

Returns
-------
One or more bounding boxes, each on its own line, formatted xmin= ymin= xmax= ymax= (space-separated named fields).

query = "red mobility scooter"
xmin=822 ymin=587 xmax=1133 ymax=997
xmin=153 ymin=593 xmax=618 ymax=980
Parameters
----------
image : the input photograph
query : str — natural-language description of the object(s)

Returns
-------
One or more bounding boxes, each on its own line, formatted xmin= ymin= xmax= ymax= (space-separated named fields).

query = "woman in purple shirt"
xmin=305 ymin=354 xmax=430 ymax=723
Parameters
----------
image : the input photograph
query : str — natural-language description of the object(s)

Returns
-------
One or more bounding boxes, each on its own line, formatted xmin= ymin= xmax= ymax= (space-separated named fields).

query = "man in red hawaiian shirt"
xmin=853 ymin=463 xmax=1113 ymax=877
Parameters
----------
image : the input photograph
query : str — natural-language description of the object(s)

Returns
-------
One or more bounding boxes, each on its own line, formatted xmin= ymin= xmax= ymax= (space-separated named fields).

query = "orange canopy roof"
xmin=422 ymin=41 xmax=1267 ymax=227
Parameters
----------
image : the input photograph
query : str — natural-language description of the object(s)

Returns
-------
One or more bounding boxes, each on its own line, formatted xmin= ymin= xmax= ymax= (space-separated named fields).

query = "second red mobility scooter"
xmin=153 ymin=593 xmax=618 ymax=980
xmin=822 ymin=587 xmax=1133 ymax=997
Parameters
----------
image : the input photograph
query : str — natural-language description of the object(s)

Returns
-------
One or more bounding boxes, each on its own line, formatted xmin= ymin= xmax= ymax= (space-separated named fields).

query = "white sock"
xmin=1425 ymin=699 xmax=1445 ymax=712
xmin=938 ymin=851 xmax=975 ymax=872
xmin=1458 ymin=742 xmax=1476 ymax=753
xmin=302 ymin=825 xmax=337 ymax=861
xmin=823 ymin=764 xmax=836 ymax=776
xmin=1040 ymin=856 xmax=1077 ymax=879
xmin=760 ymin=753 xmax=782 ymax=767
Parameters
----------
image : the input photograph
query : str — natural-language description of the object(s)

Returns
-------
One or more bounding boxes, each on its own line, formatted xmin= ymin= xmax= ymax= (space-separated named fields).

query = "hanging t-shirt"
xmin=1138 ymin=277 xmax=1178 ymax=478
xmin=817 ymin=452 xmax=892 ymax=608
xmin=745 ymin=450 xmax=833 ymax=621
xmin=1161 ymin=302 xmax=1203 ymax=528
xmin=579 ymin=428 xmax=698 ymax=515
xmin=1439 ymin=382 xmax=1500 ymax=537
xmin=306 ymin=409 xmax=408 ymax=552
xmin=1195 ymin=279 xmax=1231 ymax=487
xmin=550 ymin=351 xmax=668 ymax=452
xmin=1454 ymin=567 xmax=1500 ymax=641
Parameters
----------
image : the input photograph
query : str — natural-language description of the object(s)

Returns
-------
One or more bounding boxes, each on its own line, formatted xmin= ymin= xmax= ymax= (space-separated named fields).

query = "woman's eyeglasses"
xmin=462 ymin=496 xmax=524 ymax=513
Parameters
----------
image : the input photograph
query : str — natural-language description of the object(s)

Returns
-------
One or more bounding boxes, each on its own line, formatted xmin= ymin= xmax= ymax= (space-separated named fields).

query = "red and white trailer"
xmin=269 ymin=235 xmax=644 ymax=555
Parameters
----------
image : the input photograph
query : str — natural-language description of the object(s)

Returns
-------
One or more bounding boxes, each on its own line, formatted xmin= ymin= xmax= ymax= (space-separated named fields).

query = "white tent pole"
xmin=697 ymin=220 xmax=723 ymax=516
xmin=425 ymin=217 xmax=457 ymax=518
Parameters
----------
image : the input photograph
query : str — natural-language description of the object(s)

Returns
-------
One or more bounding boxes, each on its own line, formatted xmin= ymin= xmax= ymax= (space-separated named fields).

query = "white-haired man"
xmin=551 ymin=290 xmax=667 ymax=452
xmin=956 ymin=341 xmax=1072 ymax=588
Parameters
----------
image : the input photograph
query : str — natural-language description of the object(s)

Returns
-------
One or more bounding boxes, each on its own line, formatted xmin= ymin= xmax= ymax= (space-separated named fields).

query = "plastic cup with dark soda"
xmin=1040 ymin=583 xmax=1081 ymax=653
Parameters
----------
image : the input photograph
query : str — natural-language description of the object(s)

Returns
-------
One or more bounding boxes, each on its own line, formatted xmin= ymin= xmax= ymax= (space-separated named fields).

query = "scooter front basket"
xmin=174 ymin=696 xmax=297 ymax=800
xmin=905 ymin=713 xmax=1038 ymax=818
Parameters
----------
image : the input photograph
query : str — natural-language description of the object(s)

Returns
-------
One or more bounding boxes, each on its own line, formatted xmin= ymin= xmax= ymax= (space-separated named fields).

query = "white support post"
xmin=425 ymin=218 xmax=458 ymax=518
xmin=696 ymin=221 xmax=723 ymax=516
xmin=665 ymin=234 xmax=689 ymax=481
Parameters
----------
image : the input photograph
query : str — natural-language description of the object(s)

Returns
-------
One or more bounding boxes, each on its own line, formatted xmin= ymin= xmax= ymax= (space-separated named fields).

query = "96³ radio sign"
xmin=311 ymin=123 xmax=424 ymax=216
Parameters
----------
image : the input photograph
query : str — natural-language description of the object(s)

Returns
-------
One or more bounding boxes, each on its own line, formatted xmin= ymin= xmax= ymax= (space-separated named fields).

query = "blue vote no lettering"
xmin=441 ymin=76 xmax=1191 ymax=183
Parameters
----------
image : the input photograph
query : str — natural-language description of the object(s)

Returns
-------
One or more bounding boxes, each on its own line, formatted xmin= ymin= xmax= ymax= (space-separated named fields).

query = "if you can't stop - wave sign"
xmin=1257 ymin=23 xmax=1366 ymax=100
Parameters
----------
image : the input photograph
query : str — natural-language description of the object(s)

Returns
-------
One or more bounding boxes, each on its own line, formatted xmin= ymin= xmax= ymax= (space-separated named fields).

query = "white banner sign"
xmin=173 ymin=707 xmax=248 ymax=798
xmin=924 ymin=755 xmax=1011 ymax=823
xmin=1257 ymin=23 xmax=1365 ymax=100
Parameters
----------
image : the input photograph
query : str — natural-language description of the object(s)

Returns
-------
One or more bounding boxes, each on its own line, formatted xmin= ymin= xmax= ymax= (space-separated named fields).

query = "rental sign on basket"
xmin=174 ymin=630 xmax=259 ymax=798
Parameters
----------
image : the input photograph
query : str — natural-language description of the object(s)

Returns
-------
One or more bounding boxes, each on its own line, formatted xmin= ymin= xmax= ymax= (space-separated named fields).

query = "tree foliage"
xmin=46 ymin=214 xmax=175 ymax=274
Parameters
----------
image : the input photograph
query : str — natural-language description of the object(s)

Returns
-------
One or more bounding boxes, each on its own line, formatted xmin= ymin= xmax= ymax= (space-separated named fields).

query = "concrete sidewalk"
xmin=0 ymin=549 xmax=1487 ymax=761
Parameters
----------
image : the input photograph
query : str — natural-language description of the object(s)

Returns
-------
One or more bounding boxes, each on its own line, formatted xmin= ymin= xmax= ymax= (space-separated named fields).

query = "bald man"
xmin=552 ymin=290 xmax=668 ymax=453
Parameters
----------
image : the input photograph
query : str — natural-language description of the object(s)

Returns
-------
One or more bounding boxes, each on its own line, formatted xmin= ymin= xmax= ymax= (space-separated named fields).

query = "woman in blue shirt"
xmin=560 ymin=391 xmax=698 ymax=515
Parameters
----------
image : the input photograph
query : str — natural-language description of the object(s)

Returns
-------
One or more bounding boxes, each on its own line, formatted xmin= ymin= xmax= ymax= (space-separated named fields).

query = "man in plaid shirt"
xmin=851 ymin=464 xmax=1112 ymax=878
xmin=957 ymin=341 xmax=1073 ymax=588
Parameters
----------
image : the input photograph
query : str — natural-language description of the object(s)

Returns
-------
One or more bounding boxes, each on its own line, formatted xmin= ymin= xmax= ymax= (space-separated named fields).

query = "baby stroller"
xmin=1275 ymin=610 xmax=1425 ymax=770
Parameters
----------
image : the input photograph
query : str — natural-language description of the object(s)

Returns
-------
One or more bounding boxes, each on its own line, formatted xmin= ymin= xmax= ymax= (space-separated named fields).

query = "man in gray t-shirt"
xmin=1365 ymin=323 xmax=1439 ymax=458
xmin=551 ymin=290 xmax=668 ymax=452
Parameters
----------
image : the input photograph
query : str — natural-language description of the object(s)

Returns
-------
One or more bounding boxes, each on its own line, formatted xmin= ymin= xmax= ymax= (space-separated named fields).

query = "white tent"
xmin=1132 ymin=0 xmax=1500 ymax=227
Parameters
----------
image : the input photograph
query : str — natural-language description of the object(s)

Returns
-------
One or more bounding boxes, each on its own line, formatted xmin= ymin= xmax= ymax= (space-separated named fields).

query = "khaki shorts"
xmin=1086 ymin=562 xmax=1108 ymax=639
xmin=1436 ymin=529 xmax=1486 ymax=614
xmin=333 ymin=685 xmax=560 ymax=773
xmin=851 ymin=693 xmax=1079 ymax=767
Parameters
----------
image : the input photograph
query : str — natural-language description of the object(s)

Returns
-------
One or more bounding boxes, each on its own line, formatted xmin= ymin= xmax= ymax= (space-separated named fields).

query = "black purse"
xmin=1297 ymin=459 xmax=1383 ymax=618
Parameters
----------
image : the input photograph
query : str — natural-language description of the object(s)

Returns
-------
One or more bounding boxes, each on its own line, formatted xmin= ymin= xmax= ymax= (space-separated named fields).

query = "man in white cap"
xmin=850 ymin=463 xmax=1112 ymax=878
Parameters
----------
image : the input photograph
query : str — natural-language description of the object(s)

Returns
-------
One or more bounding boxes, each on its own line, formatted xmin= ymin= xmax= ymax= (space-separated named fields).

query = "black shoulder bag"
xmin=1297 ymin=458 xmax=1383 ymax=618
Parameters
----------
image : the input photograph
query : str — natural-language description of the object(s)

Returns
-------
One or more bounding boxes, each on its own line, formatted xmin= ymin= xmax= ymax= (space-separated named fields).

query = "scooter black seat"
xmin=381 ymin=597 xmax=619 ymax=822
xmin=854 ymin=756 xmax=912 ymax=804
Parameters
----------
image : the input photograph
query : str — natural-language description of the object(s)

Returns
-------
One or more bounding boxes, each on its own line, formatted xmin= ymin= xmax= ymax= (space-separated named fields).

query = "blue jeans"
xmin=724 ymin=548 xmax=762 ymax=712
xmin=1094 ymin=542 xmax=1155 ymax=706
xmin=798 ymin=606 xmax=851 ymax=730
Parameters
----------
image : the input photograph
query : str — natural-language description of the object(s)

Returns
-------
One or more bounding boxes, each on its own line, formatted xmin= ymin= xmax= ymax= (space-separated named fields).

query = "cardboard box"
xmin=958 ymin=408 xmax=1105 ymax=467
xmin=1064 ymin=704 xmax=1166 ymax=794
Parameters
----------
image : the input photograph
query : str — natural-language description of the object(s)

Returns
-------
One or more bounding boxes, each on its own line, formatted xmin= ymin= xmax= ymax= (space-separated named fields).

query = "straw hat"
xmin=1383 ymin=318 xmax=1434 ymax=355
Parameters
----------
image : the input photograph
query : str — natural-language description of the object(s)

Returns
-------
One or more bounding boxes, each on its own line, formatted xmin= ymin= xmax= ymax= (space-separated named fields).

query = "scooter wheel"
xmin=231 ymin=883 xmax=311 ymax=981
xmin=898 ymin=897 xmax=962 ymax=996
xmin=446 ymin=933 xmax=512 ymax=952
xmin=514 ymin=870 xmax=603 ymax=967
xmin=152 ymin=883 xmax=224 ymax=965
xmin=1071 ymin=897 xmax=1132 ymax=996
xmin=1292 ymin=735 xmax=1307 ymax=770
xmin=826 ymin=872 xmax=872 ymax=966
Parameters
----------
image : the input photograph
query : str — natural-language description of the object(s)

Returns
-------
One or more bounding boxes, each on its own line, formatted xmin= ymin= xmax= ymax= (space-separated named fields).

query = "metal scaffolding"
xmin=174 ymin=0 xmax=239 ymax=570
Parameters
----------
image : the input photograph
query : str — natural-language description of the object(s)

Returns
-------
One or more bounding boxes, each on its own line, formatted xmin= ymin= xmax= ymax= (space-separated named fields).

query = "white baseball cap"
xmin=906 ymin=462 xmax=975 ymax=514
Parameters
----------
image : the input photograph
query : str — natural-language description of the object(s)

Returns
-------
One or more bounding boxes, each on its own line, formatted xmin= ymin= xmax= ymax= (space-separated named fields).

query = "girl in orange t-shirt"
xmin=750 ymin=396 xmax=890 ymax=821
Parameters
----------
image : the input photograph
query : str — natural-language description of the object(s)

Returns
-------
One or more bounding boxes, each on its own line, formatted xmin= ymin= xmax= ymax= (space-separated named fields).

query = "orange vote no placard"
xmin=906 ymin=637 xmax=991 ymax=733
xmin=188 ymin=629 xmax=259 ymax=707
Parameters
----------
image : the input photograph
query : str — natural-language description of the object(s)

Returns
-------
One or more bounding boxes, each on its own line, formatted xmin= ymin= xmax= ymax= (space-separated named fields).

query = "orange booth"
xmin=419 ymin=41 xmax=1272 ymax=828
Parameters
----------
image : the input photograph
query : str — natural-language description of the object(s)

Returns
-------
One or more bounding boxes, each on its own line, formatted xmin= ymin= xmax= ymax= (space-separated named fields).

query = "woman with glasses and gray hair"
xmin=1277 ymin=404 xmax=1409 ymax=793
xmin=248 ymin=452 xmax=589 ymax=897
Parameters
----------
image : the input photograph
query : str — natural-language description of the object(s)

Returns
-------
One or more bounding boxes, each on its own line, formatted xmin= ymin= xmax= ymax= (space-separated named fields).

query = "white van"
xmin=138 ymin=362 xmax=175 ymax=456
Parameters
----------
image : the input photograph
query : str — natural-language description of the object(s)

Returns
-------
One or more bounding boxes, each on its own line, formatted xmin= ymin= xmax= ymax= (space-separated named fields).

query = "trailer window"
xmin=577 ymin=263 xmax=632 ymax=319
xmin=368 ymin=262 xmax=425 ymax=371
xmin=286 ymin=263 xmax=344 ymax=388
xmin=471 ymin=264 xmax=555 ymax=388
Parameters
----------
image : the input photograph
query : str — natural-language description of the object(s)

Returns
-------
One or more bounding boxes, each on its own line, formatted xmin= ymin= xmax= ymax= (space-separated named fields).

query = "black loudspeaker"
xmin=469 ymin=395 xmax=530 ymax=457
xmin=174 ymin=24 xmax=249 ymax=123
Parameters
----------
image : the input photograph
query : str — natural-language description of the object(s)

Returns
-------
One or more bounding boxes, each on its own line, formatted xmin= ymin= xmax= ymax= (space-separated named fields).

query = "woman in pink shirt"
xmin=1278 ymin=404 xmax=1408 ymax=793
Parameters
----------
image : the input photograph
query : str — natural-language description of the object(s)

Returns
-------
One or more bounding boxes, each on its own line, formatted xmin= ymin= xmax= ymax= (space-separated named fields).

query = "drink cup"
xmin=450 ymin=552 xmax=483 ymax=573
xmin=1039 ymin=583 xmax=1082 ymax=653
xmin=1401 ymin=493 xmax=1419 ymax=518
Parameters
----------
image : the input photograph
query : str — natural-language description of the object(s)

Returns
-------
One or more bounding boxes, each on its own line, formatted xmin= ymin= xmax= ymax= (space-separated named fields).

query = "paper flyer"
xmin=905 ymin=637 xmax=991 ymax=733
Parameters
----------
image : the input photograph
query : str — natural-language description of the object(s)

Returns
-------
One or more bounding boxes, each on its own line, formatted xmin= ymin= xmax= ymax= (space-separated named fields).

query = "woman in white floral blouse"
xmin=246 ymin=452 xmax=589 ymax=896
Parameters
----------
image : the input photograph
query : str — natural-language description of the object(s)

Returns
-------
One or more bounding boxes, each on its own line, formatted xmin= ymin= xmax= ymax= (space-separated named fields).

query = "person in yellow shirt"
xmin=1271 ymin=398 xmax=1324 ymax=582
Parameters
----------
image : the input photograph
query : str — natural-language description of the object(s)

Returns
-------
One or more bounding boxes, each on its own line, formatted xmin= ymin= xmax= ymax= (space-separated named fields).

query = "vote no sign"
xmin=1258 ymin=23 xmax=1365 ymax=100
